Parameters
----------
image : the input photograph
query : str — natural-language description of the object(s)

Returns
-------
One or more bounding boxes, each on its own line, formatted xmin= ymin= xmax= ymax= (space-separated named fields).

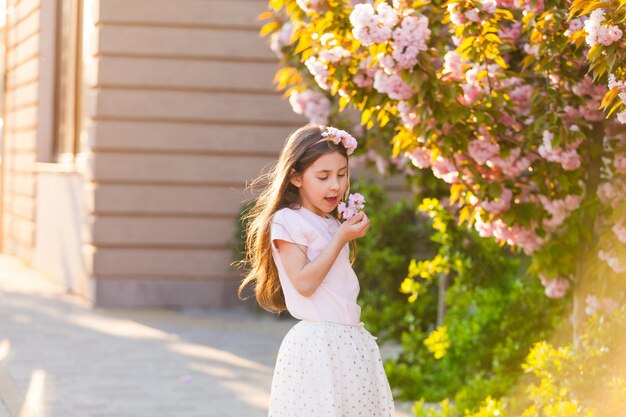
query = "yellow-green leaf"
xmin=260 ymin=21 xmax=280 ymax=37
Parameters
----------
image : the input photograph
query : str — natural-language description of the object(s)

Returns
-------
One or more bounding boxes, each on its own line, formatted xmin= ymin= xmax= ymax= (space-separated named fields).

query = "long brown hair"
xmin=235 ymin=123 xmax=357 ymax=314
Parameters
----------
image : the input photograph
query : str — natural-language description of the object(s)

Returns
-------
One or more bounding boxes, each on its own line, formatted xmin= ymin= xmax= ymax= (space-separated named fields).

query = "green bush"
xmin=353 ymin=194 xmax=566 ymax=412
xmin=411 ymin=308 xmax=626 ymax=417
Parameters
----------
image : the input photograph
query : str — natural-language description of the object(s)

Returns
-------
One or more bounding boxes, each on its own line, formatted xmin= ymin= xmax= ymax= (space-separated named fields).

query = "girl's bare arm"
xmin=273 ymin=211 xmax=369 ymax=297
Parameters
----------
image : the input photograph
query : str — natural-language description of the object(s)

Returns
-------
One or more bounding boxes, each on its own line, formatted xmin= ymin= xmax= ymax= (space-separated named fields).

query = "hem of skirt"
xmin=299 ymin=319 xmax=365 ymax=328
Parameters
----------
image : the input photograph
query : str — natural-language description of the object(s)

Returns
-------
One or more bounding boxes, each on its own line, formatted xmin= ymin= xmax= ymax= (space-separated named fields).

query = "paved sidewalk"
xmin=0 ymin=255 xmax=414 ymax=417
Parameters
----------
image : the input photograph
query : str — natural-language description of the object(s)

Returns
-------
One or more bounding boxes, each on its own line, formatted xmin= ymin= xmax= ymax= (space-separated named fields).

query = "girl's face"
xmin=290 ymin=151 xmax=349 ymax=217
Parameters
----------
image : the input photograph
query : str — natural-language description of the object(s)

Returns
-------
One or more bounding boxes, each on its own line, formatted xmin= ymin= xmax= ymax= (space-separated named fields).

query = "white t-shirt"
xmin=270 ymin=205 xmax=361 ymax=325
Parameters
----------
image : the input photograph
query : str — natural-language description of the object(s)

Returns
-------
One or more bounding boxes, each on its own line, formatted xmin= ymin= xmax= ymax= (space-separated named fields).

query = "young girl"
xmin=237 ymin=123 xmax=395 ymax=416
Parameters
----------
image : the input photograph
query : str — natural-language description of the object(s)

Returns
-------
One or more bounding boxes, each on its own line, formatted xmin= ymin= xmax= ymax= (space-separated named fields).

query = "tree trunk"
xmin=437 ymin=273 xmax=448 ymax=327
xmin=571 ymin=122 xmax=604 ymax=347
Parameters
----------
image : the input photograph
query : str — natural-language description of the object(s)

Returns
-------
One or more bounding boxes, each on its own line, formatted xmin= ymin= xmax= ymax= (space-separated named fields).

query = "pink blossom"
xmin=339 ymin=192 xmax=366 ymax=220
xmin=349 ymin=0 xmax=374 ymax=6
xmin=431 ymin=155 xmax=459 ymax=183
xmin=468 ymin=138 xmax=500 ymax=164
xmin=509 ymin=84 xmax=533 ymax=113
xmin=585 ymin=294 xmax=601 ymax=315
xmin=442 ymin=51 xmax=465 ymax=80
xmin=305 ymin=57 xmax=330 ymax=90
xmin=587 ymin=294 xmax=619 ymax=315
xmin=612 ymin=218 xmax=626 ymax=243
xmin=373 ymin=70 xmax=412 ymax=100
xmin=481 ymin=217 xmax=544 ymax=255
xmin=601 ymin=297 xmax=619 ymax=314
xmin=539 ymin=273 xmax=570 ymax=298
xmin=598 ymin=249 xmax=626 ymax=273
xmin=560 ymin=149 xmax=581 ymax=170
xmin=350 ymin=3 xmax=396 ymax=46
xmin=460 ymin=83 xmax=482 ymax=105
xmin=270 ymin=22 xmax=294 ymax=56
xmin=523 ymin=43 xmax=539 ymax=56
xmin=398 ymin=101 xmax=419 ymax=129
xmin=447 ymin=3 xmax=466 ymax=25
xmin=296 ymin=0 xmax=324 ymax=13
xmin=539 ymin=194 xmax=581 ymax=230
xmin=464 ymin=9 xmax=480 ymax=22
xmin=319 ymin=46 xmax=351 ymax=64
xmin=614 ymin=154 xmax=626 ymax=174
xmin=597 ymin=182 xmax=617 ymax=204
xmin=480 ymin=0 xmax=497 ymax=14
xmin=388 ymin=14 xmax=430 ymax=70
xmin=491 ymin=148 xmax=531 ymax=178
xmin=288 ymin=89 xmax=330 ymax=125
xmin=498 ymin=22 xmax=521 ymax=43
xmin=481 ymin=187 xmax=512 ymax=215
xmin=406 ymin=147 xmax=432 ymax=168
xmin=584 ymin=9 xmax=623 ymax=47
xmin=353 ymin=57 xmax=377 ymax=87
xmin=322 ymin=127 xmax=358 ymax=155
xmin=564 ymin=17 xmax=585 ymax=37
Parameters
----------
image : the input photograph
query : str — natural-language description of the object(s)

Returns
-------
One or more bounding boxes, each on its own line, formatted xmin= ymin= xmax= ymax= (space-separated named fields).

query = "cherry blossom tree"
xmin=261 ymin=0 xmax=626 ymax=343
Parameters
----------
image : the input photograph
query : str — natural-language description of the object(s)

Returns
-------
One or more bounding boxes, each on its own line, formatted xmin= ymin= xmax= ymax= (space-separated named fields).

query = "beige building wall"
xmin=88 ymin=0 xmax=307 ymax=307
xmin=2 ymin=0 xmax=42 ymax=261
xmin=1 ymin=0 xmax=412 ymax=308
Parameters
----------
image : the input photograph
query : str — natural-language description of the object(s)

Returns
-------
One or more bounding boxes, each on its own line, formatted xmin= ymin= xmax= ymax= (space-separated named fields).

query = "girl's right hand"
xmin=338 ymin=211 xmax=370 ymax=243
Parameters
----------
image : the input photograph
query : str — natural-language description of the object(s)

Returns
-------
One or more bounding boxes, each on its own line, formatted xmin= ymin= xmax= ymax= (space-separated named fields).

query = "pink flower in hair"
xmin=322 ymin=127 xmax=358 ymax=155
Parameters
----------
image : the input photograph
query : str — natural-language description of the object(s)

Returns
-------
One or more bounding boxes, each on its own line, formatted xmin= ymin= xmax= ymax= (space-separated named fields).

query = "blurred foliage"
xmin=411 ymin=308 xmax=626 ymax=417
xmin=352 ymin=185 xmax=566 ymax=411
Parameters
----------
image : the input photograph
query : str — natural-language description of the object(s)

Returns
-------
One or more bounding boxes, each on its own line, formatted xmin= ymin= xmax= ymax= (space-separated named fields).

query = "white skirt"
xmin=268 ymin=319 xmax=395 ymax=417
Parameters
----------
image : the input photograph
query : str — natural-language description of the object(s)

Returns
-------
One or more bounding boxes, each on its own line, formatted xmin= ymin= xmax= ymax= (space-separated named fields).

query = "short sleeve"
xmin=271 ymin=209 xmax=309 ymax=250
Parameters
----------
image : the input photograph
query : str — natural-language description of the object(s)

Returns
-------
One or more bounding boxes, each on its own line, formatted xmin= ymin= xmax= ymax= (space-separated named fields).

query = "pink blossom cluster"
xmin=431 ymin=155 xmax=459 ymax=183
xmin=539 ymin=273 xmax=570 ymax=298
xmin=538 ymin=194 xmax=582 ymax=230
xmin=599 ymin=249 xmax=625 ymax=273
xmin=350 ymin=3 xmax=430 ymax=98
xmin=447 ymin=2 xmax=481 ymax=25
xmin=584 ymin=9 xmax=623 ymax=47
xmin=270 ymin=22 xmax=294 ymax=57
xmin=570 ymin=76 xmax=608 ymax=121
xmin=373 ymin=70 xmax=412 ymax=100
xmin=614 ymin=153 xmax=626 ymax=175
xmin=296 ymin=0 xmax=324 ymax=13
xmin=441 ymin=51 xmax=466 ymax=81
xmin=305 ymin=57 xmax=330 ymax=90
xmin=498 ymin=22 xmax=522 ymax=43
xmin=608 ymin=74 xmax=626 ymax=124
xmin=585 ymin=294 xmax=619 ymax=315
xmin=379 ymin=14 xmax=430 ymax=71
xmin=338 ymin=192 xmax=366 ymax=220
xmin=508 ymin=83 xmax=533 ymax=115
xmin=458 ymin=64 xmax=498 ymax=106
xmin=490 ymin=147 xmax=532 ymax=178
xmin=468 ymin=138 xmax=500 ymax=165
xmin=481 ymin=187 xmax=513 ymax=215
xmin=353 ymin=56 xmax=377 ymax=88
xmin=538 ymin=130 xmax=581 ymax=171
xmin=406 ymin=147 xmax=432 ymax=169
xmin=612 ymin=218 xmax=626 ymax=243
xmin=349 ymin=3 xmax=398 ymax=46
xmin=321 ymin=127 xmax=358 ymax=155
xmin=564 ymin=17 xmax=585 ymax=37
xmin=397 ymin=101 xmax=420 ymax=129
xmin=597 ymin=180 xmax=626 ymax=208
xmin=288 ymin=89 xmax=330 ymax=125
xmin=473 ymin=214 xmax=545 ymax=255
xmin=516 ymin=0 xmax=544 ymax=14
